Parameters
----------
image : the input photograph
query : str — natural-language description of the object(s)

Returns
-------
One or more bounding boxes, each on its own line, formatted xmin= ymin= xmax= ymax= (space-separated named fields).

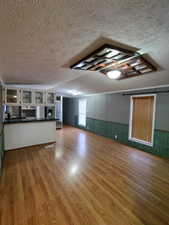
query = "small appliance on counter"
xmin=22 ymin=106 xmax=36 ymax=120
xmin=4 ymin=105 xmax=23 ymax=120
xmin=45 ymin=106 xmax=55 ymax=119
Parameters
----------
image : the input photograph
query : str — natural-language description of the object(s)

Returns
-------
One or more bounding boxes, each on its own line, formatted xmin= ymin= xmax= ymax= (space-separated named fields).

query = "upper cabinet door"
xmin=46 ymin=92 xmax=55 ymax=105
xmin=5 ymin=88 xmax=20 ymax=105
xmin=34 ymin=90 xmax=44 ymax=105
xmin=21 ymin=89 xmax=33 ymax=105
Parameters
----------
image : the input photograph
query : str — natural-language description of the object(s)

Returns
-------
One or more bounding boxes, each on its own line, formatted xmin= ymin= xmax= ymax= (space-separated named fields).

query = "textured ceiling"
xmin=0 ymin=0 xmax=169 ymax=95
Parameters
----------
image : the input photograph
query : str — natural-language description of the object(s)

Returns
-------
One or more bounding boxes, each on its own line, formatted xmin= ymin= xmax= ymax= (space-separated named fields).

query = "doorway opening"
xmin=78 ymin=99 xmax=87 ymax=127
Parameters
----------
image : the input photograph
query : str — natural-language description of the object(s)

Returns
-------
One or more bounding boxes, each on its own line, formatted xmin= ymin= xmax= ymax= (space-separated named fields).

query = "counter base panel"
xmin=4 ymin=121 xmax=56 ymax=150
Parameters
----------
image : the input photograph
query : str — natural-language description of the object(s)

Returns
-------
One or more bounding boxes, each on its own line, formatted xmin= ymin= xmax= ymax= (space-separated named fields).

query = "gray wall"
xmin=63 ymin=90 xmax=169 ymax=131
xmin=86 ymin=94 xmax=130 ymax=124
xmin=63 ymin=98 xmax=78 ymax=126
xmin=156 ymin=93 xmax=169 ymax=131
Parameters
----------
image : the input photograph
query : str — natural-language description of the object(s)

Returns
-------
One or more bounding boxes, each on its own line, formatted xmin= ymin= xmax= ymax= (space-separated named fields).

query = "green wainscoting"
xmin=0 ymin=130 xmax=4 ymax=175
xmin=74 ymin=116 xmax=169 ymax=159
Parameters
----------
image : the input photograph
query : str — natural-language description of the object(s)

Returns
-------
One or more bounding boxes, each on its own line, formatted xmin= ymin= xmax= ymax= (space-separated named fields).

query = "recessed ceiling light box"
xmin=71 ymin=44 xmax=157 ymax=80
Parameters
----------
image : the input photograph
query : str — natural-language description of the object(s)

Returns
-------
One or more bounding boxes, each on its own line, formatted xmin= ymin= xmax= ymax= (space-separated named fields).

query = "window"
xmin=129 ymin=95 xmax=156 ymax=146
xmin=78 ymin=98 xmax=87 ymax=127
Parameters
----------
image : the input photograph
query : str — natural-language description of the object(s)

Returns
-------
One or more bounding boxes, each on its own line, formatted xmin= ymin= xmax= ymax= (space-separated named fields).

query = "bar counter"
xmin=4 ymin=119 xmax=56 ymax=150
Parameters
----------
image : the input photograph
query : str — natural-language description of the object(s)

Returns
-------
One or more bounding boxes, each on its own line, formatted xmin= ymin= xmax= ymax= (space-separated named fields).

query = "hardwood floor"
xmin=1 ymin=126 xmax=169 ymax=225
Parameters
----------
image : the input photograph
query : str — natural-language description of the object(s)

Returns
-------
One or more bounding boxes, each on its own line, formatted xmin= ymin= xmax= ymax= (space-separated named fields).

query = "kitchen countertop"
xmin=4 ymin=118 xmax=57 ymax=124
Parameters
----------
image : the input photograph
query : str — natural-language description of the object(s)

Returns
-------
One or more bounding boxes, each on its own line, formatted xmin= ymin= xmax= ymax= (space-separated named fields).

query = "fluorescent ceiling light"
xmin=107 ymin=70 xmax=121 ymax=79
xmin=68 ymin=90 xmax=81 ymax=96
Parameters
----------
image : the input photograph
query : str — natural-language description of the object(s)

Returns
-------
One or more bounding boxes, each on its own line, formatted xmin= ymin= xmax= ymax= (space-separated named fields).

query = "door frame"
xmin=128 ymin=94 xmax=156 ymax=147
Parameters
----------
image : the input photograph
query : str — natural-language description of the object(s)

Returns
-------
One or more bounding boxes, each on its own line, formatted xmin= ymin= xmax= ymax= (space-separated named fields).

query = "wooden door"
xmin=130 ymin=95 xmax=155 ymax=144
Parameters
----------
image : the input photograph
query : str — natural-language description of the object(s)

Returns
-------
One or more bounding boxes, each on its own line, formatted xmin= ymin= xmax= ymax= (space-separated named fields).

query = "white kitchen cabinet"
xmin=5 ymin=88 xmax=20 ymax=105
xmin=5 ymin=88 xmax=56 ymax=107
xmin=46 ymin=91 xmax=55 ymax=106
xmin=34 ymin=90 xmax=45 ymax=105
xmin=21 ymin=89 xmax=33 ymax=105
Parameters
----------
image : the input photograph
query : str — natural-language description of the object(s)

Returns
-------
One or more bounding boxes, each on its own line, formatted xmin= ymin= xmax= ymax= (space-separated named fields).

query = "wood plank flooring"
xmin=1 ymin=126 xmax=169 ymax=225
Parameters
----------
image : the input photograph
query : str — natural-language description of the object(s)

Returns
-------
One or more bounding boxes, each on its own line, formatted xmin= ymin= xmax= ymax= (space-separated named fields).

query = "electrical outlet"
xmin=114 ymin=135 xmax=118 ymax=140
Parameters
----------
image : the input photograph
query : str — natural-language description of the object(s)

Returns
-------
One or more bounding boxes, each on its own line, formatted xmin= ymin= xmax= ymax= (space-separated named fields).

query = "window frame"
xmin=128 ymin=94 xmax=156 ymax=147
